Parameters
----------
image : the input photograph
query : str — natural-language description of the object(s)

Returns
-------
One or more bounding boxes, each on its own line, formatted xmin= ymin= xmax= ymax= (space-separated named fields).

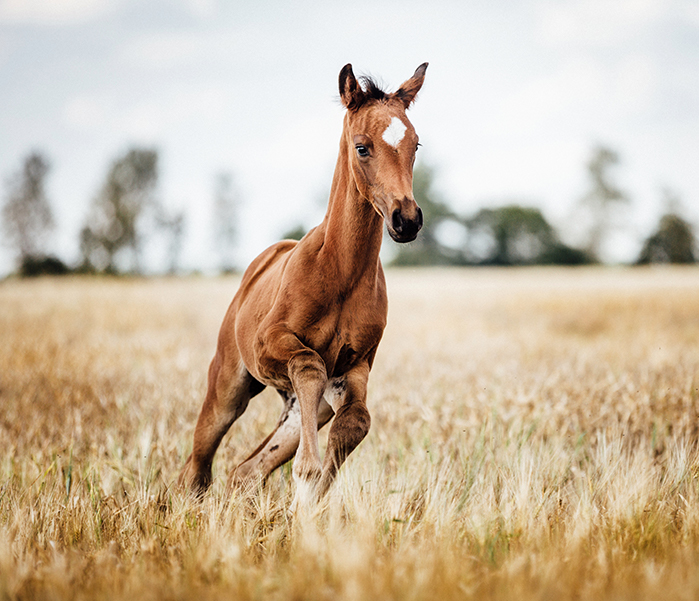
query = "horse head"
xmin=339 ymin=63 xmax=428 ymax=243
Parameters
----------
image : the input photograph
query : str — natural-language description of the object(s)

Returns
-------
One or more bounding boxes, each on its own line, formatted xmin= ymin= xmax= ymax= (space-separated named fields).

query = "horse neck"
xmin=320 ymin=131 xmax=384 ymax=285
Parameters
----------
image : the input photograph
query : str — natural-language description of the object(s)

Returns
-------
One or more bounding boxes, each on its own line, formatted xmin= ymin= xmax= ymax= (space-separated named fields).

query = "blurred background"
xmin=1 ymin=0 xmax=698 ymax=276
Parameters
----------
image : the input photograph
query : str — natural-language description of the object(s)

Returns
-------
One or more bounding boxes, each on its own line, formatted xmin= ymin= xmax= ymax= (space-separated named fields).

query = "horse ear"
xmin=395 ymin=62 xmax=428 ymax=109
xmin=339 ymin=63 xmax=365 ymax=111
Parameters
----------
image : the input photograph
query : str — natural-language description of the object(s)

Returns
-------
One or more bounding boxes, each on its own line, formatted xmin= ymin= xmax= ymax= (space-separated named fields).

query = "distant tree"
xmin=280 ymin=188 xmax=333 ymax=243
xmin=19 ymin=255 xmax=70 ymax=277
xmin=80 ymin=148 xmax=158 ymax=274
xmin=212 ymin=172 xmax=239 ymax=273
xmin=464 ymin=205 xmax=590 ymax=266
xmin=578 ymin=145 xmax=629 ymax=261
xmin=636 ymin=214 xmax=695 ymax=264
xmin=388 ymin=165 xmax=589 ymax=267
xmin=158 ymin=208 xmax=186 ymax=274
xmin=391 ymin=163 xmax=458 ymax=266
xmin=636 ymin=191 xmax=695 ymax=266
xmin=543 ymin=241 xmax=592 ymax=266
xmin=2 ymin=151 xmax=54 ymax=268
xmin=281 ymin=224 xmax=307 ymax=241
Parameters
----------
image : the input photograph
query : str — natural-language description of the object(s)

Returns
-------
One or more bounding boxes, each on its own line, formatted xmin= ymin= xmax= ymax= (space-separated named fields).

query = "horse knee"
xmin=348 ymin=403 xmax=371 ymax=438
xmin=315 ymin=403 xmax=370 ymax=497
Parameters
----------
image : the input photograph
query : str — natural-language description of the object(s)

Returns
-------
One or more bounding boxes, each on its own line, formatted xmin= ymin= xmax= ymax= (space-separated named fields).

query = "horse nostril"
xmin=392 ymin=208 xmax=404 ymax=233
xmin=416 ymin=207 xmax=423 ymax=228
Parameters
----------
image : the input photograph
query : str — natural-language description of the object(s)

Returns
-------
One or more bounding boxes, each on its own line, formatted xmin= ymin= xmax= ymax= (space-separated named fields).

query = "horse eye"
xmin=356 ymin=145 xmax=370 ymax=157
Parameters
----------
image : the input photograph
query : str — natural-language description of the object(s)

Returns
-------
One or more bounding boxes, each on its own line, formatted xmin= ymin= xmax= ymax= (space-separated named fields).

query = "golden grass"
xmin=1 ymin=267 xmax=699 ymax=600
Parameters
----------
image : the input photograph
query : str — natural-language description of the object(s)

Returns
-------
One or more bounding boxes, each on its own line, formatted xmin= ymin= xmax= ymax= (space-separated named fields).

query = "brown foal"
xmin=179 ymin=63 xmax=428 ymax=508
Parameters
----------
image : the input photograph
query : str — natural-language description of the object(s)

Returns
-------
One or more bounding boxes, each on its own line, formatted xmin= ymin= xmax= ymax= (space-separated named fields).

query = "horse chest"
xmin=325 ymin=298 xmax=386 ymax=377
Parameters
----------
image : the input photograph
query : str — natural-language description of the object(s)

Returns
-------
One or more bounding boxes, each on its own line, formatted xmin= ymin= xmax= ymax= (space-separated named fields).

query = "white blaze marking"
xmin=382 ymin=116 xmax=407 ymax=148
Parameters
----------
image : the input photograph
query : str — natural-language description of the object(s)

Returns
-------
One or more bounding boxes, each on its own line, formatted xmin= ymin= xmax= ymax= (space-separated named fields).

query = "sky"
xmin=1 ymin=0 xmax=698 ymax=274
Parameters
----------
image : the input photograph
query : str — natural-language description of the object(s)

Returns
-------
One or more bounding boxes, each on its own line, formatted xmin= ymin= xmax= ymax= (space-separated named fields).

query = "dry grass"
xmin=1 ymin=267 xmax=699 ymax=600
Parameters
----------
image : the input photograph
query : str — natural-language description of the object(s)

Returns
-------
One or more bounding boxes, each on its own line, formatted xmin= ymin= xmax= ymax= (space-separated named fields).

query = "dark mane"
xmin=359 ymin=76 xmax=388 ymax=103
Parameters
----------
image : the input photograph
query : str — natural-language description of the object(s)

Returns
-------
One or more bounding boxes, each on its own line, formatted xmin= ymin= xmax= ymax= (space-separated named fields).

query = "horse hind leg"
xmin=178 ymin=355 xmax=264 ymax=495
xmin=230 ymin=390 xmax=334 ymax=490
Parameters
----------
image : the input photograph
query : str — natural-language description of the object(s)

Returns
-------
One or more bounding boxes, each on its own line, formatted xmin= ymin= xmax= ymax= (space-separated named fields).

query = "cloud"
xmin=117 ymin=24 xmax=292 ymax=76
xmin=181 ymin=0 xmax=217 ymax=20
xmin=63 ymin=94 xmax=111 ymax=130
xmin=120 ymin=86 xmax=229 ymax=139
xmin=493 ymin=58 xmax=606 ymax=136
xmin=118 ymin=30 xmax=234 ymax=71
xmin=62 ymin=84 xmax=231 ymax=141
xmin=0 ymin=0 xmax=116 ymax=25
xmin=535 ymin=0 xmax=668 ymax=47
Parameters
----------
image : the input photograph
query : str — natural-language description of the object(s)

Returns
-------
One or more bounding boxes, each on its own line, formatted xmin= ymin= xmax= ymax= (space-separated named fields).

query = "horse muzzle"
xmin=388 ymin=205 xmax=423 ymax=243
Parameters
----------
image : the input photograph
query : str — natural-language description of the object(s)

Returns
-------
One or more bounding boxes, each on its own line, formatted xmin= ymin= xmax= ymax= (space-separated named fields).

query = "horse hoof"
xmin=178 ymin=461 xmax=212 ymax=497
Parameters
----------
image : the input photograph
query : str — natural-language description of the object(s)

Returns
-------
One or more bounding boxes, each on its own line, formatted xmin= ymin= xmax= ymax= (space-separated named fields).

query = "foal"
xmin=179 ymin=63 xmax=428 ymax=507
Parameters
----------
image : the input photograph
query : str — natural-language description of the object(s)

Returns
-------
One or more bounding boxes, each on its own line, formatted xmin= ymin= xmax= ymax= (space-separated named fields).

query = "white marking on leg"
xmin=322 ymin=377 xmax=346 ymax=413
xmin=233 ymin=393 xmax=301 ymax=483
xmin=382 ymin=116 xmax=407 ymax=148
xmin=280 ymin=393 xmax=301 ymax=430
xmin=291 ymin=474 xmax=317 ymax=513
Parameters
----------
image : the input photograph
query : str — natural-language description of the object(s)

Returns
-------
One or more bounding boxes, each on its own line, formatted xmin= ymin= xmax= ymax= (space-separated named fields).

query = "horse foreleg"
xmin=317 ymin=366 xmax=371 ymax=498
xmin=253 ymin=329 xmax=330 ymax=509
xmin=229 ymin=392 xmax=334 ymax=490
xmin=284 ymin=349 xmax=328 ymax=510
xmin=178 ymin=354 xmax=264 ymax=494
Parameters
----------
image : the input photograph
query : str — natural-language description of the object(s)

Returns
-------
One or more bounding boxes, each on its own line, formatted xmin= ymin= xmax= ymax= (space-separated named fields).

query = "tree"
xmin=464 ymin=205 xmax=590 ymax=266
xmin=390 ymin=163 xmax=459 ymax=266
xmin=2 ymin=151 xmax=54 ymax=267
xmin=158 ymin=209 xmax=186 ymax=274
xmin=80 ymin=148 xmax=158 ymax=274
xmin=388 ymin=165 xmax=590 ymax=267
xmin=281 ymin=224 xmax=307 ymax=241
xmin=636 ymin=192 xmax=695 ymax=265
xmin=212 ymin=172 xmax=239 ymax=273
xmin=19 ymin=255 xmax=70 ymax=277
xmin=636 ymin=214 xmax=695 ymax=264
xmin=578 ymin=145 xmax=629 ymax=261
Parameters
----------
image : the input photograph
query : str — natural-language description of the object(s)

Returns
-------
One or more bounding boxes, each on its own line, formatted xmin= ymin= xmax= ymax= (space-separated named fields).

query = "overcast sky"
xmin=1 ymin=0 xmax=698 ymax=273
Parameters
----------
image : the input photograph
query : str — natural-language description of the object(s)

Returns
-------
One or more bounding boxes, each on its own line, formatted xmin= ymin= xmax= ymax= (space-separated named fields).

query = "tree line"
xmin=1 ymin=147 xmax=239 ymax=277
xmin=1 ymin=144 xmax=696 ymax=277
xmin=390 ymin=146 xmax=696 ymax=267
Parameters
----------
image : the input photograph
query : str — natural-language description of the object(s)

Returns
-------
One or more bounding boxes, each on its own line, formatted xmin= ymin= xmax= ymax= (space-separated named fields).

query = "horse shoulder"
xmin=231 ymin=234 xmax=329 ymax=385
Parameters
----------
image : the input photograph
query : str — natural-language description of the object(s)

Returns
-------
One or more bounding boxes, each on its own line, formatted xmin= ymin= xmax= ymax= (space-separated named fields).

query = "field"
xmin=1 ymin=267 xmax=699 ymax=600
